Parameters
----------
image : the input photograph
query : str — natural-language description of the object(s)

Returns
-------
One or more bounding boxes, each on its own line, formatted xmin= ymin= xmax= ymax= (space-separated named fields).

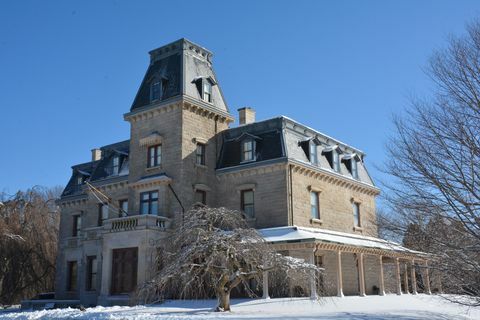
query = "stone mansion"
xmin=55 ymin=39 xmax=437 ymax=307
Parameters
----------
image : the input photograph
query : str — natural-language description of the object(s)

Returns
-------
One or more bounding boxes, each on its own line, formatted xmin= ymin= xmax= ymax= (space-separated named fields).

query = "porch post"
xmin=424 ymin=260 xmax=431 ymax=295
xmin=411 ymin=260 xmax=417 ymax=295
xmin=336 ymin=250 xmax=344 ymax=297
xmin=378 ymin=255 xmax=385 ymax=296
xmin=404 ymin=262 xmax=409 ymax=294
xmin=358 ymin=253 xmax=366 ymax=297
xmin=395 ymin=257 xmax=402 ymax=295
xmin=262 ymin=270 xmax=270 ymax=299
xmin=309 ymin=250 xmax=317 ymax=299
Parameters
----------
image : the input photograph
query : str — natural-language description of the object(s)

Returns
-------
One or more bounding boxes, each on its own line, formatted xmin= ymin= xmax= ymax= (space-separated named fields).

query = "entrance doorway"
xmin=111 ymin=247 xmax=138 ymax=295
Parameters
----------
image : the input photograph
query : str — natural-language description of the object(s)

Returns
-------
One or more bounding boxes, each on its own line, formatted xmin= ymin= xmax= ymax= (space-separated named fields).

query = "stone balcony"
xmin=104 ymin=214 xmax=172 ymax=232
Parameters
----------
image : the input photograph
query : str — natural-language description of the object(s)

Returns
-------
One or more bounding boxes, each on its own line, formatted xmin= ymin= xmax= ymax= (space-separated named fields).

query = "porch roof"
xmin=259 ymin=226 xmax=427 ymax=256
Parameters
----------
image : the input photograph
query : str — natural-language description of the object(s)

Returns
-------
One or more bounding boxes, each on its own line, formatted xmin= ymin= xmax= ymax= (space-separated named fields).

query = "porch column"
xmin=411 ymin=260 xmax=417 ymax=295
xmin=309 ymin=250 xmax=317 ymax=299
xmin=358 ymin=253 xmax=366 ymax=297
xmin=404 ymin=262 xmax=409 ymax=294
xmin=262 ymin=270 xmax=270 ymax=299
xmin=336 ymin=250 xmax=344 ymax=297
xmin=424 ymin=260 xmax=431 ymax=295
xmin=395 ymin=257 xmax=402 ymax=295
xmin=378 ymin=255 xmax=385 ymax=296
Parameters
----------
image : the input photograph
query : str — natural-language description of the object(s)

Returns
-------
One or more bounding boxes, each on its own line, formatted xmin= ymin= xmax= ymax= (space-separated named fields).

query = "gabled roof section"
xmin=130 ymin=38 xmax=229 ymax=114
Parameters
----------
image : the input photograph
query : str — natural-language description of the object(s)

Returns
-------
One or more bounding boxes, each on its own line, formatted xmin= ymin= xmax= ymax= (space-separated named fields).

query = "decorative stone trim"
xmin=130 ymin=176 xmax=172 ymax=190
xmin=353 ymin=226 xmax=364 ymax=232
xmin=182 ymin=100 xmax=234 ymax=124
xmin=217 ymin=162 xmax=287 ymax=179
xmin=124 ymin=101 xmax=181 ymax=123
xmin=139 ymin=132 xmax=162 ymax=147
xmin=235 ymin=183 xmax=256 ymax=192
xmin=308 ymin=185 xmax=323 ymax=193
xmin=193 ymin=137 xmax=208 ymax=144
xmin=193 ymin=183 xmax=211 ymax=191
xmin=351 ymin=197 xmax=363 ymax=203
xmin=310 ymin=218 xmax=323 ymax=225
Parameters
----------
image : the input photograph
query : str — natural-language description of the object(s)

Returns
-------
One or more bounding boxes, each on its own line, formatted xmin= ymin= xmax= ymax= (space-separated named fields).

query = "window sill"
xmin=146 ymin=165 xmax=162 ymax=172
xmin=240 ymin=159 xmax=256 ymax=164
xmin=353 ymin=226 xmax=363 ymax=232
xmin=310 ymin=218 xmax=323 ymax=225
xmin=195 ymin=163 xmax=208 ymax=169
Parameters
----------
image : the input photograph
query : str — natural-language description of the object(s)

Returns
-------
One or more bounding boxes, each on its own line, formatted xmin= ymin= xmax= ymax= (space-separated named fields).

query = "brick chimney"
xmin=91 ymin=148 xmax=102 ymax=161
xmin=238 ymin=107 xmax=255 ymax=125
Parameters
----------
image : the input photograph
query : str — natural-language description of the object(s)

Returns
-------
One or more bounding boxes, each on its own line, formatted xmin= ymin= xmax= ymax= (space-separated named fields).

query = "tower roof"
xmin=130 ymin=38 xmax=229 ymax=114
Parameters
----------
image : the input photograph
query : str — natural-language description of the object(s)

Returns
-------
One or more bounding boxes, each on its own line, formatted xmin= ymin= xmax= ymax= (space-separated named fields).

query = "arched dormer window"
xmin=343 ymin=153 xmax=361 ymax=179
xmin=150 ymin=81 xmax=163 ymax=102
xmin=299 ymin=137 xmax=321 ymax=165
xmin=192 ymin=76 xmax=216 ymax=103
xmin=323 ymin=145 xmax=342 ymax=172
xmin=234 ymin=132 xmax=261 ymax=163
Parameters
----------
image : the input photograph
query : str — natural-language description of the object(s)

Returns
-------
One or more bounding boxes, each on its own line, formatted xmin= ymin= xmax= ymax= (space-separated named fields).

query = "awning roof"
xmin=259 ymin=226 xmax=426 ymax=256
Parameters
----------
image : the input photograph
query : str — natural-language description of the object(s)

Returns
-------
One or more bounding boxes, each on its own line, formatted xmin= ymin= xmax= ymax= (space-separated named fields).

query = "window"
xmin=310 ymin=143 xmax=318 ymax=165
xmin=325 ymin=150 xmax=341 ymax=172
xmin=150 ymin=81 xmax=163 ymax=102
xmin=241 ymin=189 xmax=255 ymax=218
xmin=241 ymin=139 xmax=255 ymax=162
xmin=196 ymin=143 xmax=206 ymax=165
xmin=86 ymin=256 xmax=97 ymax=291
xmin=112 ymin=156 xmax=120 ymax=175
xmin=76 ymin=176 xmax=84 ymax=186
xmin=353 ymin=202 xmax=361 ymax=227
xmin=119 ymin=199 xmax=128 ymax=217
xmin=98 ymin=203 xmax=109 ymax=226
xmin=351 ymin=159 xmax=358 ymax=179
xmin=72 ymin=215 xmax=81 ymax=237
xmin=195 ymin=190 xmax=206 ymax=205
xmin=147 ymin=145 xmax=162 ymax=168
xmin=310 ymin=192 xmax=320 ymax=219
xmin=203 ymin=80 xmax=212 ymax=102
xmin=140 ymin=191 xmax=159 ymax=215
xmin=67 ymin=261 xmax=77 ymax=291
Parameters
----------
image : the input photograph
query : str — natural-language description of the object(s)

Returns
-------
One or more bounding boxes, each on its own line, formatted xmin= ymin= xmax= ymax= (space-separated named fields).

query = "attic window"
xmin=310 ymin=143 xmax=318 ymax=165
xmin=77 ymin=176 xmax=84 ymax=186
xmin=323 ymin=146 xmax=341 ymax=172
xmin=241 ymin=139 xmax=255 ymax=162
xmin=343 ymin=154 xmax=360 ymax=179
xmin=150 ymin=81 xmax=163 ymax=102
xmin=299 ymin=138 xmax=320 ymax=165
xmin=112 ymin=156 xmax=120 ymax=175
xmin=203 ymin=80 xmax=212 ymax=103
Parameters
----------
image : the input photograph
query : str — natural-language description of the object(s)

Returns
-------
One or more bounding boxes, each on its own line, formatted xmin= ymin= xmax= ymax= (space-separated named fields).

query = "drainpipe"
xmin=168 ymin=184 xmax=185 ymax=223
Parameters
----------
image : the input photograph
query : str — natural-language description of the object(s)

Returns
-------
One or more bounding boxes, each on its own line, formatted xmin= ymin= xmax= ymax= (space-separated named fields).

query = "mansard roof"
xmin=217 ymin=116 xmax=376 ymax=187
xmin=130 ymin=38 xmax=229 ymax=114
xmin=61 ymin=140 xmax=130 ymax=198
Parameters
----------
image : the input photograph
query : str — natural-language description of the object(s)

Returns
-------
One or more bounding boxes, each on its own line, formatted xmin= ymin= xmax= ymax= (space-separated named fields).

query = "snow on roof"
xmin=258 ymin=226 xmax=426 ymax=255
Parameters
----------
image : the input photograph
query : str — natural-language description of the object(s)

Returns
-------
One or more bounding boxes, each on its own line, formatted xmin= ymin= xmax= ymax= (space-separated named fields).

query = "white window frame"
xmin=203 ymin=79 xmax=212 ymax=102
xmin=150 ymin=80 xmax=163 ymax=102
xmin=241 ymin=139 xmax=255 ymax=162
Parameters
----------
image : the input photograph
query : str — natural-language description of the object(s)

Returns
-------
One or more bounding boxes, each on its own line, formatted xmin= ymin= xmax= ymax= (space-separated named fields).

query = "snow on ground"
xmin=1 ymin=294 xmax=479 ymax=320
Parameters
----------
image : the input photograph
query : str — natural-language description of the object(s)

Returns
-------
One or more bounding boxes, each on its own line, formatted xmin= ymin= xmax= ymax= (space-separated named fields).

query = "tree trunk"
xmin=216 ymin=288 xmax=231 ymax=312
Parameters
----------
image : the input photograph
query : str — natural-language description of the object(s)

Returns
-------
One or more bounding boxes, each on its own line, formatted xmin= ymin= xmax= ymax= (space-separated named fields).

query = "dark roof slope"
xmin=217 ymin=118 xmax=285 ymax=169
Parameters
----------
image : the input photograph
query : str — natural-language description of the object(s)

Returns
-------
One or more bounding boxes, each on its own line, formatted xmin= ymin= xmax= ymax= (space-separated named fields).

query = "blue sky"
xmin=1 ymin=0 xmax=479 ymax=194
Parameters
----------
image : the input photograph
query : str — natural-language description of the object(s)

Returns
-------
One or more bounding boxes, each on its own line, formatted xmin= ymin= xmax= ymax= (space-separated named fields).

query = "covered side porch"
xmin=259 ymin=226 xmax=440 ymax=299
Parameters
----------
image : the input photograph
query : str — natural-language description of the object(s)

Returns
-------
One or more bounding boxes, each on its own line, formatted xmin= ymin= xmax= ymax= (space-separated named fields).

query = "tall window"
xmin=310 ymin=192 xmax=320 ymax=219
xmin=310 ymin=143 xmax=318 ymax=165
xmin=148 ymin=145 xmax=162 ymax=168
xmin=140 ymin=191 xmax=159 ymax=215
xmin=112 ymin=156 xmax=120 ymax=175
xmin=98 ymin=204 xmax=109 ymax=226
xmin=86 ymin=256 xmax=97 ymax=291
xmin=353 ymin=202 xmax=361 ymax=227
xmin=195 ymin=190 xmax=206 ymax=205
xmin=332 ymin=151 xmax=340 ymax=172
xmin=241 ymin=189 xmax=255 ymax=218
xmin=196 ymin=143 xmax=206 ymax=165
xmin=150 ymin=81 xmax=162 ymax=102
xmin=119 ymin=199 xmax=128 ymax=217
xmin=241 ymin=140 xmax=255 ymax=162
xmin=72 ymin=215 xmax=81 ymax=237
xmin=67 ymin=261 xmax=77 ymax=291
xmin=351 ymin=159 xmax=358 ymax=179
xmin=203 ymin=80 xmax=212 ymax=102
xmin=76 ymin=176 xmax=83 ymax=186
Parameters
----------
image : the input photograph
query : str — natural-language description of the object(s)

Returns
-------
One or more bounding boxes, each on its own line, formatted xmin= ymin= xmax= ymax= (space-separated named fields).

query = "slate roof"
xmin=130 ymin=38 xmax=229 ymax=114
xmin=61 ymin=140 xmax=130 ymax=198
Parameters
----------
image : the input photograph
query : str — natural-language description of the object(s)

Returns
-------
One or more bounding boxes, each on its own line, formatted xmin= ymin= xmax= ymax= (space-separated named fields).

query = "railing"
xmin=104 ymin=214 xmax=171 ymax=232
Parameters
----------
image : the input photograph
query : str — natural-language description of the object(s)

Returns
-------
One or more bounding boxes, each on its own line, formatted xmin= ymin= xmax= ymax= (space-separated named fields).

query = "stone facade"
xmin=55 ymin=39 xmax=431 ymax=307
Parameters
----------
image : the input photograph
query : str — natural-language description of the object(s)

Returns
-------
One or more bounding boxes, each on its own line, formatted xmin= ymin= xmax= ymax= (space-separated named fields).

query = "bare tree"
xmin=382 ymin=21 xmax=480 ymax=305
xmin=136 ymin=205 xmax=322 ymax=312
xmin=0 ymin=186 xmax=61 ymax=306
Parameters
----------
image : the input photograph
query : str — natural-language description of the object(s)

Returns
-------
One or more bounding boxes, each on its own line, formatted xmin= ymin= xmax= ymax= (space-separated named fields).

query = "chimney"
xmin=91 ymin=148 xmax=102 ymax=161
xmin=238 ymin=107 xmax=255 ymax=125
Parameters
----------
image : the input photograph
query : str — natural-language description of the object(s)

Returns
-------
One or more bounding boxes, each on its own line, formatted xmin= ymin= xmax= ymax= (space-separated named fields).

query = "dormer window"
xmin=203 ymin=80 xmax=212 ymax=103
xmin=77 ymin=176 xmax=84 ymax=186
xmin=241 ymin=139 xmax=255 ymax=162
xmin=112 ymin=156 xmax=120 ymax=175
xmin=150 ymin=81 xmax=163 ymax=102
xmin=310 ymin=143 xmax=318 ymax=165
xmin=299 ymin=137 xmax=321 ymax=165
xmin=323 ymin=145 xmax=341 ymax=172
xmin=343 ymin=154 xmax=360 ymax=179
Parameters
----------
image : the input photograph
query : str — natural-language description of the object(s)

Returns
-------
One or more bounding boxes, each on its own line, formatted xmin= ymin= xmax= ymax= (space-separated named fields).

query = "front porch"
xmin=259 ymin=226 xmax=439 ymax=299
